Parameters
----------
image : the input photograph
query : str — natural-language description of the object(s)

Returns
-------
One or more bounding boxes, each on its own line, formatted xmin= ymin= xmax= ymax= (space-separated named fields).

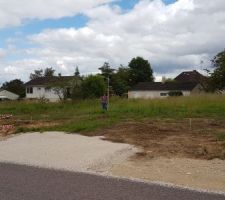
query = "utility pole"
xmin=107 ymin=76 xmax=110 ymax=109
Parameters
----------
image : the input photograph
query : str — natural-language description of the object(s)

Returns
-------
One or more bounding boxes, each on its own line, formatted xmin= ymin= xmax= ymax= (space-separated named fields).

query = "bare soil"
xmin=88 ymin=118 xmax=225 ymax=160
xmin=0 ymin=117 xmax=60 ymax=137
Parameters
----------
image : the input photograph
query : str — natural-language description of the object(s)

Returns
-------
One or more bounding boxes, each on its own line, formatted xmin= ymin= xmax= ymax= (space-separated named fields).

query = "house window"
xmin=160 ymin=92 xmax=168 ymax=97
xmin=26 ymin=87 xmax=33 ymax=94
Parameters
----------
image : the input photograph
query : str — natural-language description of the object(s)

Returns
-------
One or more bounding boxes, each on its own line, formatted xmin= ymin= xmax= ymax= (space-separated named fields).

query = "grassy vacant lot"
xmin=0 ymin=94 xmax=225 ymax=159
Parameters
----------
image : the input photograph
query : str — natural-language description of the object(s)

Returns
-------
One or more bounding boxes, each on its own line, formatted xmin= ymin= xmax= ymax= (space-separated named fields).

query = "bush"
xmin=81 ymin=75 xmax=106 ymax=99
xmin=168 ymin=91 xmax=183 ymax=97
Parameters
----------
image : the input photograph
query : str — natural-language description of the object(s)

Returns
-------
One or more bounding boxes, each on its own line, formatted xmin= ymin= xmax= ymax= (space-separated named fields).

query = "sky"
xmin=0 ymin=0 xmax=225 ymax=84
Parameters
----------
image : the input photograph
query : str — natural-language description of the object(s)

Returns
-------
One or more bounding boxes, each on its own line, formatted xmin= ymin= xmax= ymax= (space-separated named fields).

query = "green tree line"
xmin=1 ymin=52 xmax=225 ymax=99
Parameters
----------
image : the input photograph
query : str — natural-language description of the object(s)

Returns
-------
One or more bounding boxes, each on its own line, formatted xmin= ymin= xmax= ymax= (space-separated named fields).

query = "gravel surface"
xmin=111 ymin=158 xmax=225 ymax=193
xmin=1 ymin=162 xmax=225 ymax=200
xmin=0 ymin=132 xmax=137 ymax=173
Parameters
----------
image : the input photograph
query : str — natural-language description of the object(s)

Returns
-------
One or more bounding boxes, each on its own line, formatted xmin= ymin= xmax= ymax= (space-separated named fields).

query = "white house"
xmin=0 ymin=89 xmax=19 ymax=100
xmin=128 ymin=70 xmax=207 ymax=99
xmin=25 ymin=76 xmax=74 ymax=102
xmin=128 ymin=82 xmax=203 ymax=99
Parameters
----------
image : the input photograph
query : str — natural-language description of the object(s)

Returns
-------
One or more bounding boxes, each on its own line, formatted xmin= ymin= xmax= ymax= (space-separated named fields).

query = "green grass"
xmin=216 ymin=132 xmax=225 ymax=141
xmin=1 ymin=94 xmax=225 ymax=133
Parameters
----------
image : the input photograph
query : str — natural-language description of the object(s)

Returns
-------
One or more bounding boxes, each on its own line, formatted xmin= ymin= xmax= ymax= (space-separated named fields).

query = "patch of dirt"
xmin=18 ymin=120 xmax=59 ymax=129
xmin=89 ymin=118 xmax=225 ymax=160
xmin=0 ymin=117 xmax=15 ymax=138
xmin=0 ymin=117 xmax=59 ymax=138
xmin=110 ymin=157 xmax=225 ymax=192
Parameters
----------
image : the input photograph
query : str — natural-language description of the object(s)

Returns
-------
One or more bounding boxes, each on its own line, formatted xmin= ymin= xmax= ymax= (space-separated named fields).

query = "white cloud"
xmin=1 ymin=0 xmax=225 ymax=82
xmin=0 ymin=0 xmax=114 ymax=28
xmin=0 ymin=59 xmax=45 ymax=84
xmin=4 ymin=66 xmax=18 ymax=74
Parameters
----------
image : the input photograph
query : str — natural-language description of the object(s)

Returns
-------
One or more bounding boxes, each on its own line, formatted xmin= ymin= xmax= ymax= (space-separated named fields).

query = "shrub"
xmin=168 ymin=91 xmax=183 ymax=96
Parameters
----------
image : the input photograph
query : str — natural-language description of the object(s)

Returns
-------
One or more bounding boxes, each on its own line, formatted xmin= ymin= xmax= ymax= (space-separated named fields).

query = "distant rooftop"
xmin=130 ymin=82 xmax=199 ymax=91
xmin=174 ymin=70 xmax=207 ymax=83
xmin=25 ymin=76 xmax=75 ymax=86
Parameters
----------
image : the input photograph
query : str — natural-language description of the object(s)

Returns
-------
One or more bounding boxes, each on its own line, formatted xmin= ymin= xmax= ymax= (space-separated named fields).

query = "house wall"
xmin=0 ymin=90 xmax=19 ymax=100
xmin=26 ymin=86 xmax=63 ymax=102
xmin=128 ymin=90 xmax=191 ymax=99
xmin=190 ymin=84 xmax=205 ymax=94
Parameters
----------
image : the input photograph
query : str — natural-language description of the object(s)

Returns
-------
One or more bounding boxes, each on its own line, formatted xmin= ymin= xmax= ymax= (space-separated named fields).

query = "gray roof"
xmin=25 ymin=76 xmax=75 ymax=86
xmin=174 ymin=70 xmax=207 ymax=83
xmin=0 ymin=89 xmax=19 ymax=98
xmin=130 ymin=82 xmax=199 ymax=91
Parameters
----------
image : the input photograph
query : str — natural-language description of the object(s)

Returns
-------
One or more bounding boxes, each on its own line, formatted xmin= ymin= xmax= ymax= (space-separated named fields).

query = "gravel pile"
xmin=0 ymin=132 xmax=137 ymax=173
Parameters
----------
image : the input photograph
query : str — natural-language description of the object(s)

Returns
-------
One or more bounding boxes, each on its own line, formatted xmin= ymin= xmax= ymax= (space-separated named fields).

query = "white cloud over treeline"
xmin=1 ymin=0 xmax=225 ymax=82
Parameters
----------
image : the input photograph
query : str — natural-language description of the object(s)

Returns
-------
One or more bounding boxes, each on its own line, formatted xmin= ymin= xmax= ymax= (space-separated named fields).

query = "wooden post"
xmin=189 ymin=118 xmax=192 ymax=130
xmin=107 ymin=76 xmax=110 ymax=110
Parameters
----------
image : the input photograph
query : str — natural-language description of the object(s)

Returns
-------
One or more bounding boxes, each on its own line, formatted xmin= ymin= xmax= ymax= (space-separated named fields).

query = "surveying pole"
xmin=107 ymin=76 xmax=110 ymax=109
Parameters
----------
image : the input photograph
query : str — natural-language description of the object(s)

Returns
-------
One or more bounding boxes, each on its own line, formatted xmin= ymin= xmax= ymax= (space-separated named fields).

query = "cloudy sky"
xmin=0 ymin=0 xmax=225 ymax=84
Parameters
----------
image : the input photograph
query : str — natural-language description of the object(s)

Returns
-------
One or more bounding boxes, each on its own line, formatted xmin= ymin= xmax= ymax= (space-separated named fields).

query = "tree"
xmin=29 ymin=69 xmax=43 ymax=80
xmin=30 ymin=67 xmax=56 ymax=80
xmin=111 ymin=66 xmax=130 ymax=96
xmin=71 ymin=82 xmax=82 ymax=100
xmin=81 ymin=75 xmax=106 ymax=98
xmin=210 ymin=49 xmax=225 ymax=91
xmin=44 ymin=67 xmax=55 ymax=77
xmin=52 ymin=86 xmax=65 ymax=101
xmin=99 ymin=62 xmax=115 ymax=79
xmin=1 ymin=79 xmax=25 ymax=98
xmin=51 ymin=78 xmax=76 ymax=101
xmin=70 ymin=67 xmax=83 ymax=99
xmin=98 ymin=62 xmax=115 ymax=97
xmin=128 ymin=57 xmax=154 ymax=86
xmin=74 ymin=66 xmax=80 ymax=77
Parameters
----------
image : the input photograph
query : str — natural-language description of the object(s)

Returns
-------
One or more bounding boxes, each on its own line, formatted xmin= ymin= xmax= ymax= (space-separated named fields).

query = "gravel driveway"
xmin=0 ymin=132 xmax=137 ymax=173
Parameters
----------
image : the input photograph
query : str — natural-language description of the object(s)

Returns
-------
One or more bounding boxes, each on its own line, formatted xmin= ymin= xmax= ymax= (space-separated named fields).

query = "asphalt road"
xmin=0 ymin=163 xmax=224 ymax=200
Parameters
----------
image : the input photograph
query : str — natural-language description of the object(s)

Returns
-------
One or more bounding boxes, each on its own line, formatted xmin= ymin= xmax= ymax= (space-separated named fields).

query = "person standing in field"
xmin=101 ymin=94 xmax=108 ymax=111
